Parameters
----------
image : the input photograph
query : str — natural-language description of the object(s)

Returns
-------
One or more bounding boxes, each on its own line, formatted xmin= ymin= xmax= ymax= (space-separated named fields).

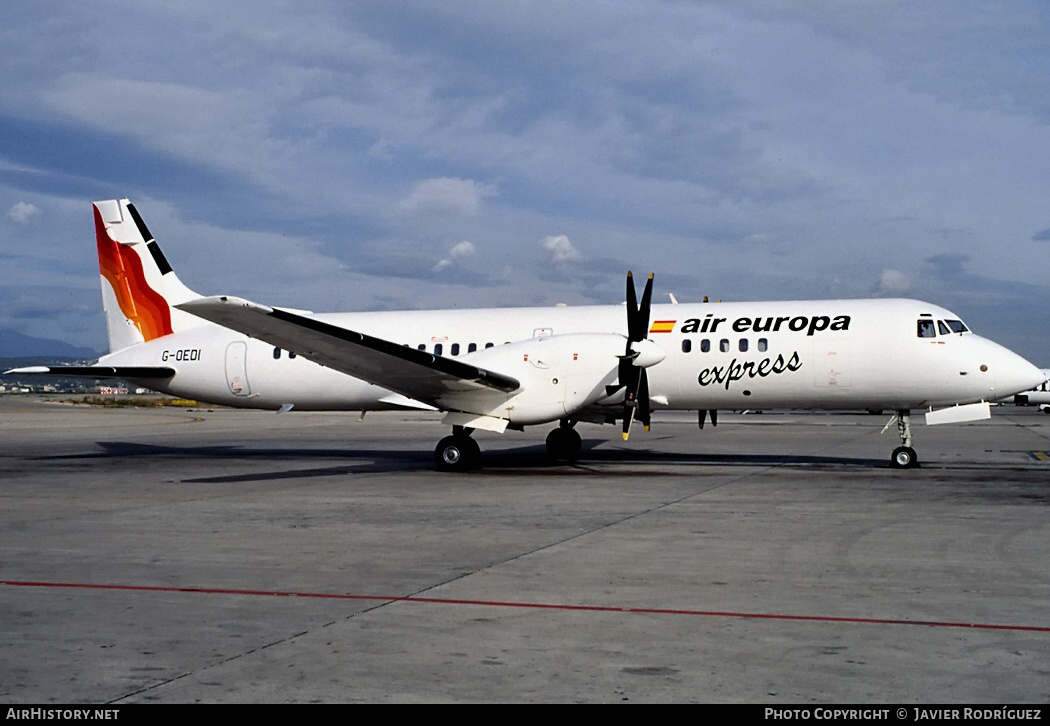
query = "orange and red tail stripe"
xmin=94 ymin=205 xmax=173 ymax=342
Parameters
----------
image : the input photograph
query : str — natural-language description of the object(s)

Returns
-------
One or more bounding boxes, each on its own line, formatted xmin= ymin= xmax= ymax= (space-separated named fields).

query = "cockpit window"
xmin=917 ymin=320 xmax=936 ymax=338
xmin=938 ymin=321 xmax=951 ymax=336
xmin=944 ymin=319 xmax=968 ymax=333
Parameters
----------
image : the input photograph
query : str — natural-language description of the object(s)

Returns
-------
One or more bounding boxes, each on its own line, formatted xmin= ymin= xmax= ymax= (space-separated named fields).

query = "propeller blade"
xmin=638 ymin=370 xmax=651 ymax=431
xmin=622 ymin=362 xmax=640 ymax=406
xmin=621 ymin=360 xmax=641 ymax=439
xmin=626 ymin=272 xmax=655 ymax=343
xmin=636 ymin=273 xmax=653 ymax=341
xmin=622 ymin=405 xmax=635 ymax=440
xmin=625 ymin=270 xmax=638 ymax=334
xmin=698 ymin=409 xmax=719 ymax=429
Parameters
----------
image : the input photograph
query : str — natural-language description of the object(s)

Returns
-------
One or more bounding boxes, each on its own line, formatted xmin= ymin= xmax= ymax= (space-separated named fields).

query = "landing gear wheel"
xmin=545 ymin=427 xmax=582 ymax=462
xmin=890 ymin=445 xmax=918 ymax=469
xmin=434 ymin=435 xmax=481 ymax=472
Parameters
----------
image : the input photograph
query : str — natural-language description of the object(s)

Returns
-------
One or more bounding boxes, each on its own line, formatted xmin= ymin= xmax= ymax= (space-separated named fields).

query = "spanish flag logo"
xmin=649 ymin=320 xmax=676 ymax=334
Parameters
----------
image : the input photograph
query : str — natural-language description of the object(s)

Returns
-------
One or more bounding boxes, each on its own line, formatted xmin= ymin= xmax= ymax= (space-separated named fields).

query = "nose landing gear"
xmin=888 ymin=410 xmax=919 ymax=469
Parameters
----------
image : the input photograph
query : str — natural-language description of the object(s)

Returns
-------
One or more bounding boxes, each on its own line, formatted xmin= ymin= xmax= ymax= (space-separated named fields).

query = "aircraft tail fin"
xmin=93 ymin=199 xmax=202 ymax=353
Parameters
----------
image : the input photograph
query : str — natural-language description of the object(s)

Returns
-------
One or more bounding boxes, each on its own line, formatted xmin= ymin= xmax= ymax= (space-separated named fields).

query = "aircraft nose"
xmin=987 ymin=345 xmax=1045 ymax=399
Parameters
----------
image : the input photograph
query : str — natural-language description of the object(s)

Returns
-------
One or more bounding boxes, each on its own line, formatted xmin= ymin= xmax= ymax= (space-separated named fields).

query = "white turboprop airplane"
xmin=7 ymin=199 xmax=1045 ymax=471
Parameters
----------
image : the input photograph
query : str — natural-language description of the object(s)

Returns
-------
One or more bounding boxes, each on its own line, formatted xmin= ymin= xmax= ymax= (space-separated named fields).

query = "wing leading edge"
xmin=176 ymin=296 xmax=520 ymax=408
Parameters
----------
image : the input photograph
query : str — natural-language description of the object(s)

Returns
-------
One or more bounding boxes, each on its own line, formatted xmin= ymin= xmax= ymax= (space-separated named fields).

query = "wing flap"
xmin=176 ymin=296 xmax=520 ymax=406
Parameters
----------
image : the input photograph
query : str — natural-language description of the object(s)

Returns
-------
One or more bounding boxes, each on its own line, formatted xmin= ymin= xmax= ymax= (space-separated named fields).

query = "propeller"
xmin=620 ymin=271 xmax=654 ymax=440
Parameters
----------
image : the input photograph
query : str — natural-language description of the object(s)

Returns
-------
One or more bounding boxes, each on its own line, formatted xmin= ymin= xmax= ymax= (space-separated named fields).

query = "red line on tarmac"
xmin=3 ymin=579 xmax=1049 ymax=633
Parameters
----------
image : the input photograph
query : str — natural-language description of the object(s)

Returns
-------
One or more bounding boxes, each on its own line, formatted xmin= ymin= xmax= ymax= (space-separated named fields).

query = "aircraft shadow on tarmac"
xmin=33 ymin=439 xmax=887 ymax=482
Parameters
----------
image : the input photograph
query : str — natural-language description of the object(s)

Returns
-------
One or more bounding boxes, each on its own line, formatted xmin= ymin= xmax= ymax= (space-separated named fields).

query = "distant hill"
xmin=0 ymin=329 xmax=99 ymax=358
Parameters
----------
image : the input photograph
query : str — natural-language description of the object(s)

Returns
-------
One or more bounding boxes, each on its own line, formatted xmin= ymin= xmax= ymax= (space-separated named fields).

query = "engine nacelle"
xmin=458 ymin=333 xmax=635 ymax=425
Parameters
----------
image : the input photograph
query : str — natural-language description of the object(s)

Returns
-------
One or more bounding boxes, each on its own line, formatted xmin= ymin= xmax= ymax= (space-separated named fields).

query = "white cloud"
xmin=7 ymin=201 xmax=39 ymax=224
xmin=43 ymin=74 xmax=270 ymax=166
xmin=279 ymin=250 xmax=348 ymax=279
xmin=398 ymin=178 xmax=494 ymax=218
xmin=878 ymin=269 xmax=913 ymax=295
xmin=541 ymin=234 xmax=581 ymax=264
xmin=434 ymin=239 xmax=477 ymax=271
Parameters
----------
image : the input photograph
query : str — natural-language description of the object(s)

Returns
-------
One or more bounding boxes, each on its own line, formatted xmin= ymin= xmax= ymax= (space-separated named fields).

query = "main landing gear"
xmin=888 ymin=410 xmax=919 ymax=469
xmin=545 ymin=420 xmax=582 ymax=462
xmin=434 ymin=426 xmax=481 ymax=472
xmin=433 ymin=421 xmax=584 ymax=471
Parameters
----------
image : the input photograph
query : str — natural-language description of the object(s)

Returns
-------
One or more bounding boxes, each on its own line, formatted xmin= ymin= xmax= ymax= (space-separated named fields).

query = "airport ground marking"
xmin=3 ymin=579 xmax=1049 ymax=634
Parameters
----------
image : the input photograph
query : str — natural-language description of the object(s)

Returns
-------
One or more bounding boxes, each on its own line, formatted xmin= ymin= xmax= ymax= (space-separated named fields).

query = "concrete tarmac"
xmin=1 ymin=395 xmax=1048 ymax=703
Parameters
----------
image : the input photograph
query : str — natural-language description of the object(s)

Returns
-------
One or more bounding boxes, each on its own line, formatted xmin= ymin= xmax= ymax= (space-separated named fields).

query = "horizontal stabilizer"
xmin=4 ymin=365 xmax=176 ymax=378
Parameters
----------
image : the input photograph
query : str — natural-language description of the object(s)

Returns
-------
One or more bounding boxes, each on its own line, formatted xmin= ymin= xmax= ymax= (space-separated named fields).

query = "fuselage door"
xmin=814 ymin=341 xmax=852 ymax=388
xmin=225 ymin=341 xmax=252 ymax=396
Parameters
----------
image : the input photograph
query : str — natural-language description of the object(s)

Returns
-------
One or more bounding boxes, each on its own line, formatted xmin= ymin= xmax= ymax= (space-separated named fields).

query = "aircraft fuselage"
xmin=101 ymin=297 xmax=1034 ymax=422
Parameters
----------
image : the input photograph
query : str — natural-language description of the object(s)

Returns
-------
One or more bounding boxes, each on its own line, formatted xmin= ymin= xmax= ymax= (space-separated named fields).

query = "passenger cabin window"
xmin=434 ymin=343 xmax=443 ymax=356
xmin=917 ymin=320 xmax=936 ymax=338
xmin=451 ymin=343 xmax=460 ymax=356
xmin=686 ymin=337 xmax=769 ymax=353
xmin=468 ymin=343 xmax=477 ymax=353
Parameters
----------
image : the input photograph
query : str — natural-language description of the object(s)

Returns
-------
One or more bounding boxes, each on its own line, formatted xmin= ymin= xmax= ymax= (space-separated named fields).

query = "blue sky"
xmin=1 ymin=1 xmax=1048 ymax=362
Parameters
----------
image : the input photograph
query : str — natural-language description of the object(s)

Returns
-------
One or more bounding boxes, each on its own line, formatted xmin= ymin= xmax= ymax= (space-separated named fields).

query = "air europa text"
xmin=681 ymin=315 xmax=851 ymax=336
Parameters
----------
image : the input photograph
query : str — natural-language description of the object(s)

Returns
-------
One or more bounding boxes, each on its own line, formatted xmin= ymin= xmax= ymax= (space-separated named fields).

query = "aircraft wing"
xmin=176 ymin=296 xmax=520 ymax=407
xmin=4 ymin=365 xmax=175 ymax=378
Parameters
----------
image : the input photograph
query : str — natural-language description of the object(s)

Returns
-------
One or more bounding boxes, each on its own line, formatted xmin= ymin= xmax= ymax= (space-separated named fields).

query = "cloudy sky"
xmin=1 ymin=1 xmax=1048 ymax=362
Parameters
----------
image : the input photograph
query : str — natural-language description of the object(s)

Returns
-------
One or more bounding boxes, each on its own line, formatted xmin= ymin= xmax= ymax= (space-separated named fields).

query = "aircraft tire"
xmin=434 ymin=435 xmax=481 ymax=472
xmin=890 ymin=445 xmax=918 ymax=469
xmin=545 ymin=427 xmax=582 ymax=462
